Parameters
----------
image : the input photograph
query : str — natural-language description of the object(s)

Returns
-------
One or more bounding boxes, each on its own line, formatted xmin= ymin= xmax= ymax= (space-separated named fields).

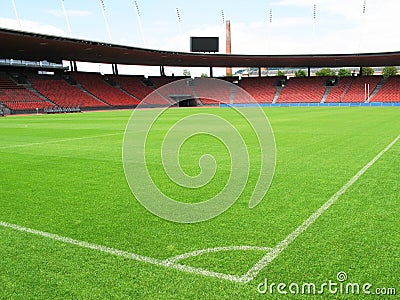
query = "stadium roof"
xmin=2 ymin=27 xmax=400 ymax=68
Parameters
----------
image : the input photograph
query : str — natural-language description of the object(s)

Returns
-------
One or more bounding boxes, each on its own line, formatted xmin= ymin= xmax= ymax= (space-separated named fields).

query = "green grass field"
xmin=0 ymin=107 xmax=399 ymax=299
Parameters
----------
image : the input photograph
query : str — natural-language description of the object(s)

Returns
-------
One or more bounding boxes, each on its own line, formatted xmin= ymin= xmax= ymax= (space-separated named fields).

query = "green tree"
xmin=183 ymin=69 xmax=191 ymax=76
xmin=295 ymin=69 xmax=307 ymax=77
xmin=200 ymin=73 xmax=209 ymax=78
xmin=338 ymin=68 xmax=352 ymax=77
xmin=277 ymin=70 xmax=286 ymax=76
xmin=362 ymin=67 xmax=374 ymax=76
xmin=382 ymin=66 xmax=398 ymax=79
xmin=316 ymin=68 xmax=336 ymax=76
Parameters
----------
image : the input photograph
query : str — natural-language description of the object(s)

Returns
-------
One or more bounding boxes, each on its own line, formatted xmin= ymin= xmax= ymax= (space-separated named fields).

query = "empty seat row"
xmin=30 ymin=78 xmax=107 ymax=108
xmin=71 ymin=72 xmax=140 ymax=106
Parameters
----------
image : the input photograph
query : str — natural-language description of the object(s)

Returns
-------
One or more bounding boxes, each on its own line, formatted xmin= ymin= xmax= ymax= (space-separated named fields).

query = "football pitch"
xmin=0 ymin=107 xmax=399 ymax=299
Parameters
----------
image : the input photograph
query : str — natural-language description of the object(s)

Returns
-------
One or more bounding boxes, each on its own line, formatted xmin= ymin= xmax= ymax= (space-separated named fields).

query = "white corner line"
xmin=0 ymin=221 xmax=244 ymax=283
xmin=242 ymin=134 xmax=400 ymax=283
xmin=164 ymin=246 xmax=272 ymax=264
xmin=1 ymin=134 xmax=398 ymax=284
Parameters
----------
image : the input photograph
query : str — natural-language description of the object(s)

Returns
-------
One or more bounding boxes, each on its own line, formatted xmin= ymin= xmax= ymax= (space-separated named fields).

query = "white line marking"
xmin=0 ymin=221 xmax=244 ymax=283
xmin=242 ymin=134 xmax=400 ymax=283
xmin=0 ymin=133 xmax=122 ymax=149
xmin=0 ymin=134 xmax=398 ymax=284
xmin=164 ymin=246 xmax=272 ymax=263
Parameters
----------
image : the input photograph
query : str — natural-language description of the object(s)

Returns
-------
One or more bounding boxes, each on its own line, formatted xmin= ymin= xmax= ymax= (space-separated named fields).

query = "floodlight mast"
xmin=266 ymin=8 xmax=273 ymax=54
xmin=99 ymin=0 xmax=113 ymax=42
xmin=61 ymin=0 xmax=72 ymax=37
xmin=176 ymin=8 xmax=183 ymax=35
xmin=11 ymin=0 xmax=22 ymax=30
xmin=134 ymin=1 xmax=146 ymax=46
xmin=312 ymin=4 xmax=317 ymax=50
xmin=358 ymin=0 xmax=367 ymax=53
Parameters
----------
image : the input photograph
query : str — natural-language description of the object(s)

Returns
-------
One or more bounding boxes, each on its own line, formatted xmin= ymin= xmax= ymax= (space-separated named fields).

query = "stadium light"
xmin=269 ymin=9 xmax=272 ymax=24
xmin=358 ymin=0 xmax=367 ymax=52
xmin=312 ymin=3 xmax=317 ymax=51
xmin=176 ymin=7 xmax=183 ymax=34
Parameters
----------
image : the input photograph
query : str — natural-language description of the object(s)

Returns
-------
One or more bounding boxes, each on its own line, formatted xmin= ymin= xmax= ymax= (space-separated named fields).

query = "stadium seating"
xmin=0 ymin=77 xmax=43 ymax=102
xmin=4 ymin=71 xmax=400 ymax=113
xmin=141 ymin=78 xmax=198 ymax=106
xmin=148 ymin=76 xmax=188 ymax=89
xmin=71 ymin=72 xmax=139 ymax=106
xmin=324 ymin=77 xmax=354 ymax=103
xmin=239 ymin=77 xmax=284 ymax=103
xmin=277 ymin=76 xmax=333 ymax=103
xmin=30 ymin=77 xmax=108 ymax=108
xmin=108 ymin=75 xmax=154 ymax=100
xmin=340 ymin=75 xmax=382 ymax=103
xmin=0 ymin=76 xmax=55 ymax=111
xmin=2 ymin=101 xmax=54 ymax=111
xmin=191 ymin=78 xmax=231 ymax=105
xmin=370 ymin=76 xmax=400 ymax=102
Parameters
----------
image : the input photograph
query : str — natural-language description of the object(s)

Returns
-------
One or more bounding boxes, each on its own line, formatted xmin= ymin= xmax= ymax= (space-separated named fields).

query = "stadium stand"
xmin=277 ymin=76 xmax=333 ymax=103
xmin=240 ymin=77 xmax=284 ymax=103
xmin=370 ymin=76 xmax=400 ymax=102
xmin=108 ymin=75 xmax=154 ymax=100
xmin=71 ymin=72 xmax=139 ymax=106
xmin=2 ymin=101 xmax=54 ymax=111
xmin=3 ymin=69 xmax=400 ymax=113
xmin=0 ymin=75 xmax=54 ymax=111
xmin=324 ymin=77 xmax=354 ymax=103
xmin=148 ymin=76 xmax=188 ymax=89
xmin=30 ymin=76 xmax=108 ymax=108
xmin=191 ymin=78 xmax=231 ymax=105
xmin=341 ymin=75 xmax=382 ymax=103
xmin=142 ymin=78 xmax=196 ymax=106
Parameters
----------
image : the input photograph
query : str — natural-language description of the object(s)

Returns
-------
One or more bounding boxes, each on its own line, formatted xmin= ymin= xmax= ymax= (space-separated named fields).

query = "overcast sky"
xmin=0 ymin=0 xmax=399 ymax=76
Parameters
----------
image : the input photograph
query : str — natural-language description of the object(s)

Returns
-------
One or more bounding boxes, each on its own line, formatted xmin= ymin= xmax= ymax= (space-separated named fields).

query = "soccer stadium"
xmin=0 ymin=1 xmax=399 ymax=299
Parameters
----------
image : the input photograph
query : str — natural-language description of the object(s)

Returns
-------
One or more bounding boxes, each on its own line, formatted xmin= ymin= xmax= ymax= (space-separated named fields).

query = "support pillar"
xmin=160 ymin=66 xmax=165 ymax=76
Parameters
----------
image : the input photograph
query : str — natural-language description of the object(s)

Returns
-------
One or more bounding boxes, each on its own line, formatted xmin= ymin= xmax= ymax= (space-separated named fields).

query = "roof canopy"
xmin=1 ymin=27 xmax=400 ymax=68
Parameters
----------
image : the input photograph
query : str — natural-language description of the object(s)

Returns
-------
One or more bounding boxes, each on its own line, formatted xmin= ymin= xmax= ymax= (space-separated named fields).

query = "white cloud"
xmin=0 ymin=18 xmax=67 ymax=37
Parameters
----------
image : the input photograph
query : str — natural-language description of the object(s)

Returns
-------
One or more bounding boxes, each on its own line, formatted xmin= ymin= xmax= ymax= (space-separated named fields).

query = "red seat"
xmin=71 ymin=72 xmax=139 ymax=106
xmin=277 ymin=77 xmax=332 ymax=103
xmin=240 ymin=77 xmax=284 ymax=103
xmin=370 ymin=76 xmax=400 ymax=103
xmin=30 ymin=78 xmax=107 ymax=108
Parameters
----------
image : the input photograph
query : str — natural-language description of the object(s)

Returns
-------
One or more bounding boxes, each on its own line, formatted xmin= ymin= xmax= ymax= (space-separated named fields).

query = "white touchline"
xmin=0 ymin=134 xmax=398 ymax=284
xmin=241 ymin=134 xmax=400 ymax=283
xmin=0 ymin=132 xmax=122 ymax=149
